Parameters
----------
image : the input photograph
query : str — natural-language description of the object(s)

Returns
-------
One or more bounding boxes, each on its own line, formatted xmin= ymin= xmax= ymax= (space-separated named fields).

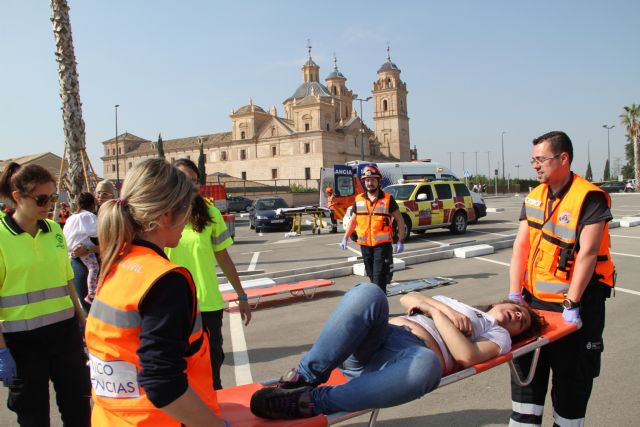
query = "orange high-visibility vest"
xmin=327 ymin=194 xmax=336 ymax=210
xmin=85 ymin=244 xmax=219 ymax=426
xmin=523 ymin=174 xmax=615 ymax=303
xmin=354 ymin=192 xmax=393 ymax=246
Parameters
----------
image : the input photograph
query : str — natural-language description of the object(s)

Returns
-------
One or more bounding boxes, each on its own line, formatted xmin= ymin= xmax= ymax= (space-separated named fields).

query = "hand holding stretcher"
xmin=216 ymin=310 xmax=579 ymax=426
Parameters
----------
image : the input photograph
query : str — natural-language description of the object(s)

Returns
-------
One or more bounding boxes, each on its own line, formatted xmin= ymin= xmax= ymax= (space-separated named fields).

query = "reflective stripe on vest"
xmin=211 ymin=229 xmax=231 ymax=245
xmin=1 ymin=307 xmax=75 ymax=333
xmin=523 ymin=174 xmax=615 ymax=303
xmin=354 ymin=192 xmax=393 ymax=246
xmin=0 ymin=284 xmax=69 ymax=308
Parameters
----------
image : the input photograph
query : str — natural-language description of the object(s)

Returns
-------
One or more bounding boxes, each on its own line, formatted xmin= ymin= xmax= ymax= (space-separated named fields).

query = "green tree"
xmin=620 ymin=104 xmax=640 ymax=190
xmin=197 ymin=143 xmax=206 ymax=185
xmin=585 ymin=162 xmax=593 ymax=181
xmin=603 ymin=159 xmax=610 ymax=181
xmin=157 ymin=133 xmax=165 ymax=158
xmin=621 ymin=134 xmax=634 ymax=179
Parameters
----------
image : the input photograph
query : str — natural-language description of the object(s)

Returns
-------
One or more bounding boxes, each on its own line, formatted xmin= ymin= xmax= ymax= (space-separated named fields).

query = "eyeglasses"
xmin=26 ymin=193 xmax=58 ymax=207
xmin=96 ymin=191 xmax=114 ymax=198
xmin=530 ymin=153 xmax=561 ymax=166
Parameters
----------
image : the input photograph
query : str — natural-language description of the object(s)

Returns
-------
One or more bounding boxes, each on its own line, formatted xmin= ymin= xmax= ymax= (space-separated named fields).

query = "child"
xmin=63 ymin=192 xmax=99 ymax=303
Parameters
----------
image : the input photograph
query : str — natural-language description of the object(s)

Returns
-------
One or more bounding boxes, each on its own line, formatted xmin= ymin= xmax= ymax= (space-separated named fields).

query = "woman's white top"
xmin=402 ymin=295 xmax=511 ymax=373
xmin=63 ymin=210 xmax=97 ymax=255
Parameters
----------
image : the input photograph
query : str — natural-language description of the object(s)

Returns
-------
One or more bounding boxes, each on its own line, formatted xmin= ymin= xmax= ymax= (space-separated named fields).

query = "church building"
xmin=101 ymin=47 xmax=414 ymax=183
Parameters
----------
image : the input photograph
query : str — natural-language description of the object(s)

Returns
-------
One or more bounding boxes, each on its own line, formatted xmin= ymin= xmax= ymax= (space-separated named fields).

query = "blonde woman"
xmin=85 ymin=159 xmax=228 ymax=427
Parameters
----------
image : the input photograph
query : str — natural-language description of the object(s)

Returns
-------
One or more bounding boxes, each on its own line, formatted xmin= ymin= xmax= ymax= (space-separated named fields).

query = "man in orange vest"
xmin=340 ymin=165 xmax=405 ymax=292
xmin=58 ymin=202 xmax=70 ymax=228
xmin=508 ymin=131 xmax=614 ymax=426
xmin=325 ymin=187 xmax=338 ymax=233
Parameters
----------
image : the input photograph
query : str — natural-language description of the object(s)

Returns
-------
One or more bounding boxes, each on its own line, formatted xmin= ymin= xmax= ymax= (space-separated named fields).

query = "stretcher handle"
xmin=508 ymin=347 xmax=541 ymax=387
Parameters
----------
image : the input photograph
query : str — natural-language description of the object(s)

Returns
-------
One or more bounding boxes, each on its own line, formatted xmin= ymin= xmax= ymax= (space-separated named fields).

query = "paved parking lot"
xmin=1 ymin=194 xmax=638 ymax=426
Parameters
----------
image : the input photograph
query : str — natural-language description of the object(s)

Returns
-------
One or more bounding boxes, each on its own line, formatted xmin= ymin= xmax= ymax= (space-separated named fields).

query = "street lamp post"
xmin=515 ymin=164 xmax=520 ymax=180
xmin=474 ymin=151 xmax=478 ymax=176
xmin=115 ymin=104 xmax=120 ymax=184
xmin=602 ymin=124 xmax=614 ymax=180
xmin=501 ymin=131 xmax=506 ymax=180
xmin=355 ymin=95 xmax=372 ymax=160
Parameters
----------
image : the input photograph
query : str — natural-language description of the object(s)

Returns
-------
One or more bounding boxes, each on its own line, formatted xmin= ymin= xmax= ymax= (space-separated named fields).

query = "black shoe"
xmin=250 ymin=385 xmax=315 ymax=419
xmin=330 ymin=229 xmax=338 ymax=233
xmin=277 ymin=368 xmax=311 ymax=388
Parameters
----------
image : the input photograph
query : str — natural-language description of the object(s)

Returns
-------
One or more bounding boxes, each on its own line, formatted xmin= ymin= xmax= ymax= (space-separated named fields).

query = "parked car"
xmin=227 ymin=196 xmax=253 ymax=212
xmin=598 ymin=181 xmax=626 ymax=193
xmin=248 ymin=196 xmax=292 ymax=232
xmin=625 ymin=179 xmax=637 ymax=192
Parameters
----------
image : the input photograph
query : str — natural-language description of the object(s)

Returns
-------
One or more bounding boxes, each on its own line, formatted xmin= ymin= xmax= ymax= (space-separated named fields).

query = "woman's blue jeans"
xmin=296 ymin=283 xmax=442 ymax=414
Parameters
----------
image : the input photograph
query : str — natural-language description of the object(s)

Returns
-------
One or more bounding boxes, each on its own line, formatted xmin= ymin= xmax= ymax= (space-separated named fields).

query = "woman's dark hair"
xmin=0 ymin=162 xmax=56 ymax=200
xmin=476 ymin=301 xmax=547 ymax=342
xmin=77 ymin=192 xmax=96 ymax=212
xmin=174 ymin=158 xmax=212 ymax=233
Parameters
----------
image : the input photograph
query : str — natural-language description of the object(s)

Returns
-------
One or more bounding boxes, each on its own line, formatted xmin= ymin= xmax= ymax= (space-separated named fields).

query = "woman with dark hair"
xmin=165 ymin=158 xmax=251 ymax=390
xmin=0 ymin=162 xmax=91 ymax=426
xmin=85 ymin=158 xmax=228 ymax=426
xmin=251 ymin=283 xmax=544 ymax=420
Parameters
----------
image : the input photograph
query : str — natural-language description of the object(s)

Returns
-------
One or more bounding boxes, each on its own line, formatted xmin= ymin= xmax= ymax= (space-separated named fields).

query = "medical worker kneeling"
xmin=85 ymin=158 xmax=229 ymax=427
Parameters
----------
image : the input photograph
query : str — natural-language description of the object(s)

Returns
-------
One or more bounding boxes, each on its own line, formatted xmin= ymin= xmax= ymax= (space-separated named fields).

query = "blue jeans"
xmin=70 ymin=257 xmax=91 ymax=314
xmin=296 ymin=283 xmax=442 ymax=414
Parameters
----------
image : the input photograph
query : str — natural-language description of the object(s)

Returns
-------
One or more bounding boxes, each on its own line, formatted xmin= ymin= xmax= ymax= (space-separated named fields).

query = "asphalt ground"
xmin=1 ymin=193 xmax=638 ymax=426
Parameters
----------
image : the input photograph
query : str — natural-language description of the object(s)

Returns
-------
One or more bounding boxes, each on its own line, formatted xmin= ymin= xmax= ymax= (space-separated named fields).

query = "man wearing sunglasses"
xmin=507 ymin=131 xmax=614 ymax=426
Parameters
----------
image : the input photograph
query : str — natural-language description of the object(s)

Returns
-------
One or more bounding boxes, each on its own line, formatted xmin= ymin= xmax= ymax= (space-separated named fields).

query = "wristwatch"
xmin=562 ymin=298 xmax=579 ymax=309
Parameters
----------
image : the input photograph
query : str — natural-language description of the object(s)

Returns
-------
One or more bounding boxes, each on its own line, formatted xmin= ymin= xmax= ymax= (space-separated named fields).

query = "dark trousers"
xmin=4 ymin=317 xmax=91 ymax=427
xmin=360 ymin=242 xmax=394 ymax=293
xmin=70 ymin=257 xmax=91 ymax=314
xmin=510 ymin=283 xmax=609 ymax=425
xmin=202 ymin=309 xmax=225 ymax=390
xmin=329 ymin=211 xmax=337 ymax=232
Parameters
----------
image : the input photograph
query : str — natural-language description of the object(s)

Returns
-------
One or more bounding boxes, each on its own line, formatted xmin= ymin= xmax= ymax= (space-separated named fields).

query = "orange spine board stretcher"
xmin=222 ymin=280 xmax=334 ymax=308
xmin=217 ymin=310 xmax=579 ymax=427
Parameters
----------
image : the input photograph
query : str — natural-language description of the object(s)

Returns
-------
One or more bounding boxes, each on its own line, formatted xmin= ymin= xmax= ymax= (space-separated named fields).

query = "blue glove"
xmin=394 ymin=241 xmax=404 ymax=254
xmin=0 ymin=348 xmax=17 ymax=384
xmin=224 ymin=420 xmax=232 ymax=427
xmin=562 ymin=307 xmax=582 ymax=326
xmin=508 ymin=292 xmax=525 ymax=305
xmin=340 ymin=237 xmax=348 ymax=251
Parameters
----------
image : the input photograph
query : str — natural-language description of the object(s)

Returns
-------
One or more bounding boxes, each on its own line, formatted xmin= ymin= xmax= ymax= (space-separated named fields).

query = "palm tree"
xmin=51 ymin=0 xmax=88 ymax=199
xmin=620 ymin=103 xmax=640 ymax=191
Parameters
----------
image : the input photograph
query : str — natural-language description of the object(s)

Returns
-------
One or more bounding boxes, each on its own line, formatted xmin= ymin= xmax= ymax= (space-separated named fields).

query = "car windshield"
xmin=255 ymin=198 xmax=289 ymax=210
xmin=384 ymin=184 xmax=416 ymax=201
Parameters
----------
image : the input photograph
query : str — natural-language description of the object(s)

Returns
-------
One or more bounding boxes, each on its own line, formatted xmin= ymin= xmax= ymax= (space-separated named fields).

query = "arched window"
xmin=332 ymin=86 xmax=337 ymax=95
xmin=386 ymin=78 xmax=392 ymax=88
xmin=383 ymin=99 xmax=388 ymax=111
xmin=240 ymin=131 xmax=246 ymax=140
xmin=271 ymin=127 xmax=276 ymax=137
xmin=326 ymin=123 xmax=330 ymax=131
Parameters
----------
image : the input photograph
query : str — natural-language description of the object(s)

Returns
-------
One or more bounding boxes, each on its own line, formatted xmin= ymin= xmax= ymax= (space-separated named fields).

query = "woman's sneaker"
xmin=250 ymin=385 xmax=315 ymax=419
xmin=277 ymin=368 xmax=312 ymax=388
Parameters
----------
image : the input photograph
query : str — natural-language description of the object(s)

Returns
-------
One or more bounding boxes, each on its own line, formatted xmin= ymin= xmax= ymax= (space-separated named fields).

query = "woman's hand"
xmin=238 ymin=300 xmax=252 ymax=326
xmin=443 ymin=310 xmax=472 ymax=337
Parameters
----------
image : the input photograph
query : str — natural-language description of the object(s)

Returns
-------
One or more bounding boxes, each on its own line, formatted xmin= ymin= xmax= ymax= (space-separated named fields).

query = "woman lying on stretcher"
xmin=251 ymin=282 xmax=545 ymax=419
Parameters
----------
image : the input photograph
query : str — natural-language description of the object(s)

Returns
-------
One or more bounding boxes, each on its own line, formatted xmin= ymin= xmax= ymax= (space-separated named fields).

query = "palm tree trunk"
xmin=51 ymin=0 xmax=87 ymax=199
xmin=635 ymin=134 xmax=640 ymax=191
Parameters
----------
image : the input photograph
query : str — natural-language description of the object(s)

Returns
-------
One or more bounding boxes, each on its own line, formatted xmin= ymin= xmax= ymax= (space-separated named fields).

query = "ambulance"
xmin=319 ymin=160 xmax=487 ymax=229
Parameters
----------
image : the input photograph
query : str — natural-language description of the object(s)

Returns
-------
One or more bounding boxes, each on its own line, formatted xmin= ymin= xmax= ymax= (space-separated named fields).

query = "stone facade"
xmin=101 ymin=48 xmax=414 ymax=183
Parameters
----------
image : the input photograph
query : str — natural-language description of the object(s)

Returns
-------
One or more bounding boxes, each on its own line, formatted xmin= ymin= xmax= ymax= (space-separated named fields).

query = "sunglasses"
xmin=26 ymin=193 xmax=59 ymax=207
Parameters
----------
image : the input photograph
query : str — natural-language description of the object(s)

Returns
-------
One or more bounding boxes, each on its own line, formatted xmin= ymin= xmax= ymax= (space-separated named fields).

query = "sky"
xmin=1 ymin=0 xmax=639 ymax=181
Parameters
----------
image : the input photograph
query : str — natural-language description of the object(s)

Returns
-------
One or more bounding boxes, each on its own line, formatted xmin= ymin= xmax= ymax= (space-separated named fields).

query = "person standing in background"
xmin=325 ymin=186 xmax=338 ymax=233
xmin=340 ymin=165 xmax=405 ymax=292
xmin=166 ymin=158 xmax=251 ymax=390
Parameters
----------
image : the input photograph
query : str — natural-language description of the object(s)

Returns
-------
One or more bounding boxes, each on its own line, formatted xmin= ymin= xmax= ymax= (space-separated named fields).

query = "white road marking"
xmin=239 ymin=250 xmax=272 ymax=255
xmin=468 ymin=229 xmax=516 ymax=238
xmin=474 ymin=257 xmax=511 ymax=267
xmin=616 ymin=287 xmax=640 ymax=296
xmin=331 ymin=242 xmax=362 ymax=256
xmin=248 ymin=252 xmax=260 ymax=271
xmin=611 ymin=251 xmax=640 ymax=258
xmin=610 ymin=235 xmax=640 ymax=239
xmin=414 ymin=237 xmax=449 ymax=247
xmin=228 ymin=302 xmax=252 ymax=385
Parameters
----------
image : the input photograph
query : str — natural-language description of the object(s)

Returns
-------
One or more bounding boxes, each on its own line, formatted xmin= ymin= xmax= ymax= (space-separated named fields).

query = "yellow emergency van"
xmin=385 ymin=180 xmax=476 ymax=240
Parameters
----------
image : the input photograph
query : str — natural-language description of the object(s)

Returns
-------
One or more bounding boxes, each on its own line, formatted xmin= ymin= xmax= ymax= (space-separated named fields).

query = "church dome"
xmin=378 ymin=59 xmax=399 ymax=72
xmin=290 ymin=81 xmax=333 ymax=99
xmin=326 ymin=69 xmax=345 ymax=79
xmin=234 ymin=104 xmax=266 ymax=114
